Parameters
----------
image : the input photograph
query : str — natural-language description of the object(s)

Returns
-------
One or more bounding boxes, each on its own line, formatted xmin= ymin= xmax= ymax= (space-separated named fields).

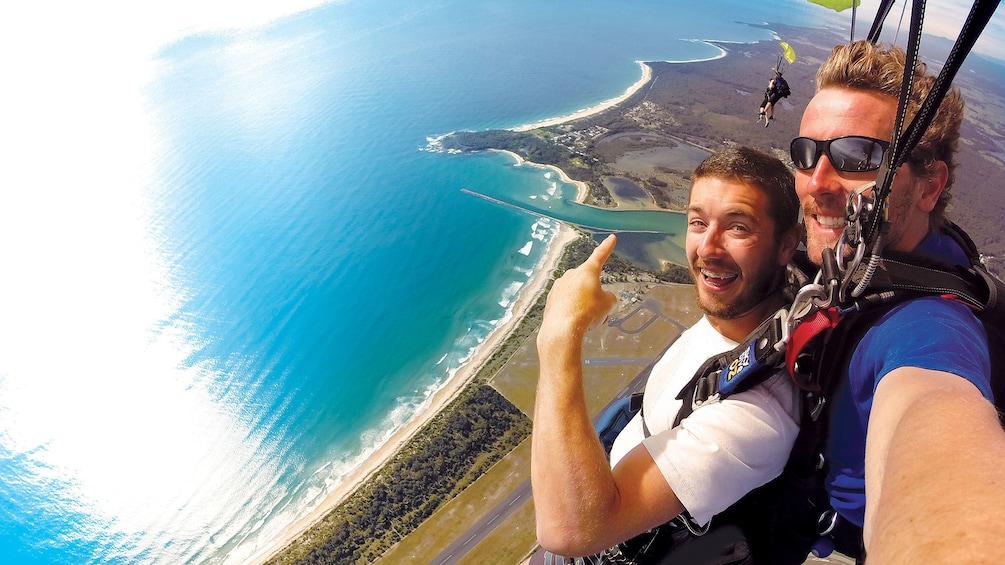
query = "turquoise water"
xmin=0 ymin=1 xmax=857 ymax=563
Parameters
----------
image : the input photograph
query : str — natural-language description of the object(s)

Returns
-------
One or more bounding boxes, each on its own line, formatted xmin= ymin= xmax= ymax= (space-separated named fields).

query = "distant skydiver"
xmin=758 ymin=67 xmax=790 ymax=127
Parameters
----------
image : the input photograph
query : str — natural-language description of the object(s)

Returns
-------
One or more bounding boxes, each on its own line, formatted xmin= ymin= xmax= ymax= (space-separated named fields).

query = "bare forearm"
xmin=867 ymin=373 xmax=1005 ymax=563
xmin=531 ymin=235 xmax=639 ymax=554
xmin=531 ymin=333 xmax=620 ymax=554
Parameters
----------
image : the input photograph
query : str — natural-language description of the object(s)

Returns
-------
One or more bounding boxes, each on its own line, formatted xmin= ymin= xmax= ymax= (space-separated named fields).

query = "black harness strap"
xmin=866 ymin=0 xmax=1001 ymax=247
xmin=672 ymin=312 xmax=787 ymax=428
xmin=866 ymin=0 xmax=899 ymax=42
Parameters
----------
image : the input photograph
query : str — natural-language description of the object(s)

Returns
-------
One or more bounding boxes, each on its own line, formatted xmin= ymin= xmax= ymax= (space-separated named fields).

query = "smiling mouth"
xmin=814 ymin=214 xmax=846 ymax=230
xmin=700 ymin=268 xmax=738 ymax=288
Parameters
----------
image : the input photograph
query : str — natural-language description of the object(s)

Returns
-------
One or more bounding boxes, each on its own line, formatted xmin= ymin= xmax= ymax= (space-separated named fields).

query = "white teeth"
xmin=817 ymin=215 xmax=846 ymax=229
xmin=701 ymin=269 xmax=737 ymax=281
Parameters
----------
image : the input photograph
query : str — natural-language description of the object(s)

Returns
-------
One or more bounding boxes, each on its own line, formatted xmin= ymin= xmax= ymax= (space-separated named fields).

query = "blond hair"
xmin=815 ymin=40 xmax=964 ymax=227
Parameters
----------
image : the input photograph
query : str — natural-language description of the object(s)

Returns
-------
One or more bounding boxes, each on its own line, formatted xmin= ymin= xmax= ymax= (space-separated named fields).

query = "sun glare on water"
xmin=0 ymin=1 xmax=333 ymax=562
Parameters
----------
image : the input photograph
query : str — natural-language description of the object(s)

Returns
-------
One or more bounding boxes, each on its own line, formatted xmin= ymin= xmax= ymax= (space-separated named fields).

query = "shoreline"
xmin=250 ymin=223 xmax=580 ymax=565
xmin=252 ymin=48 xmax=671 ymax=565
xmin=513 ymin=61 xmax=652 ymax=132
xmin=511 ymin=41 xmax=727 ymax=133
xmin=493 ymin=148 xmax=589 ymax=202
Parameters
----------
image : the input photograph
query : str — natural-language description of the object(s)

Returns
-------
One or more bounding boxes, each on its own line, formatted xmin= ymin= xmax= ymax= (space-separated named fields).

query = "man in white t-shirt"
xmin=532 ymin=146 xmax=802 ymax=558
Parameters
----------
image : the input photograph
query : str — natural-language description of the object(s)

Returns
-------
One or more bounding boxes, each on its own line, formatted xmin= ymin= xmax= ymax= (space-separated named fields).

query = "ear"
xmin=777 ymin=223 xmax=803 ymax=266
xmin=918 ymin=160 xmax=949 ymax=213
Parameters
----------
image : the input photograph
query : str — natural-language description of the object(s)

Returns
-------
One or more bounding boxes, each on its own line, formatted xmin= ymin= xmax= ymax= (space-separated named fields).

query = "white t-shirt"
xmin=608 ymin=316 xmax=800 ymax=525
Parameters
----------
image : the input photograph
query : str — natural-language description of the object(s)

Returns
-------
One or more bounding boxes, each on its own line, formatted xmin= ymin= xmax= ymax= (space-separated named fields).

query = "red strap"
xmin=785 ymin=307 xmax=844 ymax=378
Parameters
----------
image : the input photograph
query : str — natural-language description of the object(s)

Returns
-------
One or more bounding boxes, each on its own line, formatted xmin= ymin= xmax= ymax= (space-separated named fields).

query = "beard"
xmin=802 ymin=176 xmax=924 ymax=264
xmin=692 ymin=262 xmax=782 ymax=321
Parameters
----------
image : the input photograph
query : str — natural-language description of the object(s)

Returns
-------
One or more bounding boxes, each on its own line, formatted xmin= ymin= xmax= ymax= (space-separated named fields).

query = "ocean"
xmin=0 ymin=1 xmax=912 ymax=563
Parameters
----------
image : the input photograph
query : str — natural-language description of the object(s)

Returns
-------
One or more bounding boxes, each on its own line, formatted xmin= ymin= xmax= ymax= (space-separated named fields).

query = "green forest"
xmin=266 ymin=384 xmax=531 ymax=565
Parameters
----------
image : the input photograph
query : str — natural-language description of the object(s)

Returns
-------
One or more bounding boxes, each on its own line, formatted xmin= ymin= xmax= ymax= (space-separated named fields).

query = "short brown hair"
xmin=815 ymin=40 xmax=964 ymax=227
xmin=693 ymin=146 xmax=799 ymax=238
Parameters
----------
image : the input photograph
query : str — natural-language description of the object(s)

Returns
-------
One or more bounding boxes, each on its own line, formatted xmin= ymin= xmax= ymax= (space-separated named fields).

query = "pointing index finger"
xmin=583 ymin=234 xmax=617 ymax=274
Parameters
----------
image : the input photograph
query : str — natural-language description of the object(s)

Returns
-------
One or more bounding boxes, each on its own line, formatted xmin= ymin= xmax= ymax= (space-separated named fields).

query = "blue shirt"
xmin=825 ymin=231 xmax=993 ymax=527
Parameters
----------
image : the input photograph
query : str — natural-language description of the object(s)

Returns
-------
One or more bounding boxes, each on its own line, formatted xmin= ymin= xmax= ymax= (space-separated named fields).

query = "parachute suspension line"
xmin=860 ymin=0 xmax=925 ymax=249
xmin=897 ymin=0 xmax=1002 ymax=166
xmin=885 ymin=0 xmax=925 ymax=174
xmin=892 ymin=0 xmax=910 ymax=46
xmin=866 ymin=0 xmax=898 ymax=43
xmin=855 ymin=0 xmax=1001 ymax=263
xmin=850 ymin=0 xmax=858 ymax=41
xmin=777 ymin=41 xmax=797 ymax=70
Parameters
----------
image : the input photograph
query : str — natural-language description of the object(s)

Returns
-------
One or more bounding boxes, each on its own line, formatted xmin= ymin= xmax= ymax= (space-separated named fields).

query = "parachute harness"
xmin=678 ymin=0 xmax=1002 ymax=417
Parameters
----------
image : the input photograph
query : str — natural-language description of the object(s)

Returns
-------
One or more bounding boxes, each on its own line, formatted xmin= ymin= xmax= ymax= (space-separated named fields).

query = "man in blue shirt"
xmin=791 ymin=40 xmax=1004 ymax=563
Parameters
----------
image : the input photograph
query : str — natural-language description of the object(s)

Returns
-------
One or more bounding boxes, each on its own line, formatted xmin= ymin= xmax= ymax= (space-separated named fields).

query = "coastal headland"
xmin=444 ymin=23 xmax=1005 ymax=271
xmin=259 ymin=22 xmax=1005 ymax=565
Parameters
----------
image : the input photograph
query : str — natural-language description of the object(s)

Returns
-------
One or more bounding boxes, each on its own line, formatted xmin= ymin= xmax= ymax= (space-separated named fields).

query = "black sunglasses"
xmin=790 ymin=136 xmax=890 ymax=173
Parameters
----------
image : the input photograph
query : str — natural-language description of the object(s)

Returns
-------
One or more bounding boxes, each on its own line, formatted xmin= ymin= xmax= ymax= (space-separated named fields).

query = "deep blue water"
xmin=0 ymin=1 xmax=867 ymax=563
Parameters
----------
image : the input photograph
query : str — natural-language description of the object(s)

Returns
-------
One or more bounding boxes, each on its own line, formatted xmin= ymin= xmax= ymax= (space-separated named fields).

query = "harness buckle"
xmin=809 ymin=395 xmax=827 ymax=422
xmin=691 ymin=381 xmax=719 ymax=411
xmin=817 ymin=509 xmax=839 ymax=536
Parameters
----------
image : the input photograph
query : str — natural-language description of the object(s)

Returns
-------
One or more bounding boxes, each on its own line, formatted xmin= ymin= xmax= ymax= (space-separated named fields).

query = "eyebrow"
xmin=687 ymin=204 xmax=761 ymax=223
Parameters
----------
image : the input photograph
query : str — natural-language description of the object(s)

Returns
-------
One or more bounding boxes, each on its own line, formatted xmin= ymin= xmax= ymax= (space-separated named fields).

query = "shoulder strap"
xmin=672 ymin=310 xmax=788 ymax=427
xmin=879 ymin=223 xmax=1004 ymax=316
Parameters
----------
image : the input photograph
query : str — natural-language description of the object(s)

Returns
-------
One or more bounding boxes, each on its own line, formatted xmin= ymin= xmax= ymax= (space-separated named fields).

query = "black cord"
xmin=862 ymin=0 xmax=1001 ymax=247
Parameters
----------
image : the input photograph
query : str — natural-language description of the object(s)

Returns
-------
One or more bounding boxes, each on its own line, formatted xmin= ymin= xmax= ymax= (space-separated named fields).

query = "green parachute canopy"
xmin=779 ymin=41 xmax=797 ymax=64
xmin=806 ymin=0 xmax=860 ymax=12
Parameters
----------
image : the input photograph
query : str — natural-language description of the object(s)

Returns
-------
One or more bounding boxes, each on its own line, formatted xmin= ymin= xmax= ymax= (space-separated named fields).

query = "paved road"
xmin=427 ymin=479 xmax=533 ymax=565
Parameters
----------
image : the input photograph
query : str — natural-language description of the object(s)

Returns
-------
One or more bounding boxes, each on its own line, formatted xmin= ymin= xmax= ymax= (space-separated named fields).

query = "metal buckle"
xmin=836 ymin=182 xmax=879 ymax=301
xmin=809 ymin=395 xmax=828 ymax=422
xmin=691 ymin=381 xmax=719 ymax=410
xmin=817 ymin=509 xmax=839 ymax=536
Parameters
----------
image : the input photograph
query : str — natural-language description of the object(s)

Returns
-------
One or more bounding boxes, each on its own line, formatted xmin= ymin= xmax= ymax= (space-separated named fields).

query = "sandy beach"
xmin=252 ymin=50 xmax=663 ymax=565
xmin=514 ymin=61 xmax=652 ymax=132
xmin=251 ymin=223 xmax=580 ymax=564
xmin=511 ymin=41 xmax=726 ymax=133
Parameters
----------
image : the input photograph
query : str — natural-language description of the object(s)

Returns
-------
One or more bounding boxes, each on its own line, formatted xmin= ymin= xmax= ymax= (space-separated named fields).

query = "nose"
xmin=802 ymin=154 xmax=846 ymax=199
xmin=696 ymin=227 xmax=725 ymax=259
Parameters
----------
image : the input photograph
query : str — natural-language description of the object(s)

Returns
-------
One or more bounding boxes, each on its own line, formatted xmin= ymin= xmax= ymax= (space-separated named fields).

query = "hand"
xmin=539 ymin=235 xmax=618 ymax=343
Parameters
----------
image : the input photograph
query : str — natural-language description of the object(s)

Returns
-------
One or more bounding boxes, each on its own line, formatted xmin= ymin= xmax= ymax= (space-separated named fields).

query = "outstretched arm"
xmin=531 ymin=235 xmax=684 ymax=556
xmin=864 ymin=368 xmax=1005 ymax=563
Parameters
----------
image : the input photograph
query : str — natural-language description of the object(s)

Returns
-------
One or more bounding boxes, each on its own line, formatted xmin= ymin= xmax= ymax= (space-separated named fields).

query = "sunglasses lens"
xmin=829 ymin=137 xmax=886 ymax=172
xmin=789 ymin=137 xmax=888 ymax=172
xmin=789 ymin=138 xmax=818 ymax=170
